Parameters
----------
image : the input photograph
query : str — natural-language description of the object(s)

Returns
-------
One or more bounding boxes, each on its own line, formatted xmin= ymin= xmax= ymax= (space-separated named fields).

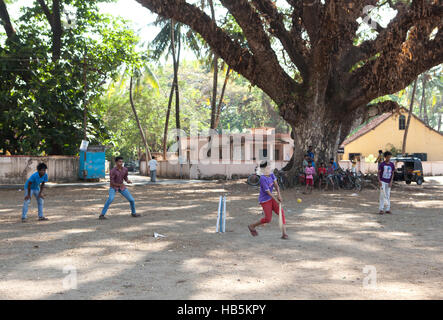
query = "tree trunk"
xmin=130 ymin=75 xmax=152 ymax=163
xmin=402 ymin=79 xmax=418 ymax=155
xmin=213 ymin=66 xmax=231 ymax=130
xmin=51 ymin=0 xmax=62 ymax=61
xmin=0 ymin=0 xmax=15 ymax=38
xmin=438 ymin=113 xmax=442 ymax=132
xmin=162 ymin=78 xmax=174 ymax=160
xmin=420 ymin=74 xmax=428 ymax=124
xmin=170 ymin=20 xmax=181 ymax=131
xmin=210 ymin=54 xmax=219 ymax=129
xmin=162 ymin=19 xmax=181 ymax=160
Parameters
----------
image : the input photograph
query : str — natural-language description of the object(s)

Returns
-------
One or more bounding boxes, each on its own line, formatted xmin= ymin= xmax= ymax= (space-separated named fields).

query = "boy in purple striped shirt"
xmin=248 ymin=161 xmax=288 ymax=239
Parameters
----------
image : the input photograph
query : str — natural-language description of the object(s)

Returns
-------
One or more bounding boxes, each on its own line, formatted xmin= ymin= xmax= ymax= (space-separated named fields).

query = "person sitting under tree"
xmin=317 ymin=162 xmax=327 ymax=191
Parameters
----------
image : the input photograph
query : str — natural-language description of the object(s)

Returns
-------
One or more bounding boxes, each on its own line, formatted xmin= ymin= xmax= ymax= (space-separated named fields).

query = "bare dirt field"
xmin=0 ymin=179 xmax=442 ymax=299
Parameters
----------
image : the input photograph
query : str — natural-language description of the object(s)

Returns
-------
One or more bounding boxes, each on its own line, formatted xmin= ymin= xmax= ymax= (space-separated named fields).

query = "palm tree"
xmin=151 ymin=17 xmax=201 ymax=159
xmin=113 ymin=58 xmax=160 ymax=166
xmin=402 ymin=79 xmax=418 ymax=155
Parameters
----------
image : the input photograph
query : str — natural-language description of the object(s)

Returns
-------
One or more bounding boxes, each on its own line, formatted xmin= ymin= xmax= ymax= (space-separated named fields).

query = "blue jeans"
xmin=150 ymin=170 xmax=157 ymax=182
xmin=22 ymin=189 xmax=44 ymax=219
xmin=101 ymin=188 xmax=136 ymax=215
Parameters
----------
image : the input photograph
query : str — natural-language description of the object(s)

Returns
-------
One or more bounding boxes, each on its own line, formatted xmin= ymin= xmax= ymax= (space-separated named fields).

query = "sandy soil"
xmin=0 ymin=179 xmax=442 ymax=299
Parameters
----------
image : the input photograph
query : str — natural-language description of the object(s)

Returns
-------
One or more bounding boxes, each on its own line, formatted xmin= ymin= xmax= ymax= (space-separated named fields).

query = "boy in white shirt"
xmin=148 ymin=156 xmax=158 ymax=182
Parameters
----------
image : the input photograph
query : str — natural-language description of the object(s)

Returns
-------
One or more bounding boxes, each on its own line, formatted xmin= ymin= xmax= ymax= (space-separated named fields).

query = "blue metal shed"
xmin=79 ymin=145 xmax=106 ymax=179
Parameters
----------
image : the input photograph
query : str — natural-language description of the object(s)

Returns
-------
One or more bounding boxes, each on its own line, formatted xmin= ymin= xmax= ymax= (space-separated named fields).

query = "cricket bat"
xmin=279 ymin=203 xmax=284 ymax=232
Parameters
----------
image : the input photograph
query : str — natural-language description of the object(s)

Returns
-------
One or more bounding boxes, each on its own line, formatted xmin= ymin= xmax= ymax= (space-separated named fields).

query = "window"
xmin=274 ymin=149 xmax=280 ymax=161
xmin=259 ymin=149 xmax=268 ymax=160
xmin=399 ymin=115 xmax=406 ymax=130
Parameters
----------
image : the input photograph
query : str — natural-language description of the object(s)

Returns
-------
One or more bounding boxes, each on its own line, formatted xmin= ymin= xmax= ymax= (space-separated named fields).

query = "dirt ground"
xmin=0 ymin=179 xmax=442 ymax=299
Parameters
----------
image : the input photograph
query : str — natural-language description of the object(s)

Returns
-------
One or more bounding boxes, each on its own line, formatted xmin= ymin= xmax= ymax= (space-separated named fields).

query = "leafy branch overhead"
xmin=135 ymin=0 xmax=442 ymax=163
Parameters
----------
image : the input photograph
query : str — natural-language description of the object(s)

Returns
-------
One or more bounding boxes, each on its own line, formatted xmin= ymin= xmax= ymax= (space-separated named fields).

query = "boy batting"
xmin=248 ymin=161 xmax=288 ymax=239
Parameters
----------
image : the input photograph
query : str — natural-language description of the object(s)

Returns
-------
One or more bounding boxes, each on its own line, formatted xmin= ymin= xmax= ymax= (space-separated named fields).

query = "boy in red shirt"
xmin=317 ymin=162 xmax=327 ymax=191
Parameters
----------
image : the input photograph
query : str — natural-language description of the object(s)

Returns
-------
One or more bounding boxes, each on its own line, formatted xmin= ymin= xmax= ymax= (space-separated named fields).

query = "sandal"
xmin=248 ymin=225 xmax=258 ymax=237
xmin=281 ymin=234 xmax=289 ymax=240
xmin=378 ymin=210 xmax=384 ymax=215
xmin=385 ymin=211 xmax=391 ymax=214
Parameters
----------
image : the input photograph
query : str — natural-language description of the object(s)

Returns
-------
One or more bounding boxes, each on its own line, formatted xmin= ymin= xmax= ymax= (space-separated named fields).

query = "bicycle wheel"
xmin=354 ymin=178 xmax=362 ymax=192
xmin=247 ymin=174 xmax=260 ymax=186
xmin=278 ymin=176 xmax=286 ymax=190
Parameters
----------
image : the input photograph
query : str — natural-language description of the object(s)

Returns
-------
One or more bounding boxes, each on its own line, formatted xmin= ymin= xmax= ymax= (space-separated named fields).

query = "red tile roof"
xmin=341 ymin=107 xmax=443 ymax=147
xmin=340 ymin=113 xmax=392 ymax=146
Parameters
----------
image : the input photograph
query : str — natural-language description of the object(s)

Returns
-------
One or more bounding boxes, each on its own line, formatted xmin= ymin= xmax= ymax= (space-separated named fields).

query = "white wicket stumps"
xmin=216 ymin=195 xmax=227 ymax=233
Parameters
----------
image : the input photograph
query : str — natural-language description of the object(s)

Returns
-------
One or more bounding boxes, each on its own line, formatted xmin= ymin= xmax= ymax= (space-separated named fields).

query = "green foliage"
xmin=93 ymin=60 xmax=289 ymax=159
xmin=0 ymin=0 xmax=139 ymax=155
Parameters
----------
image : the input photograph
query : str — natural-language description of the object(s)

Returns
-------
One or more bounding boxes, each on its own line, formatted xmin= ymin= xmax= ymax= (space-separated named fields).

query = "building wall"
xmin=343 ymin=111 xmax=443 ymax=161
xmin=0 ymin=156 xmax=79 ymax=184
xmin=339 ymin=159 xmax=443 ymax=176
xmin=157 ymin=161 xmax=288 ymax=180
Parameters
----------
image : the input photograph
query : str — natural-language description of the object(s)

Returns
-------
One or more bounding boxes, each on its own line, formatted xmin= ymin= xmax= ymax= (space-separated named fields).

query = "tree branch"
xmin=250 ymin=0 xmax=309 ymax=80
xmin=0 ymin=0 xmax=15 ymax=38
xmin=136 ymin=0 xmax=300 ymax=106
xmin=345 ymin=1 xmax=443 ymax=109
xmin=346 ymin=0 xmax=440 ymax=72
xmin=37 ymin=0 xmax=54 ymax=29
xmin=219 ymin=0 xmax=295 ymax=88
xmin=51 ymin=0 xmax=62 ymax=61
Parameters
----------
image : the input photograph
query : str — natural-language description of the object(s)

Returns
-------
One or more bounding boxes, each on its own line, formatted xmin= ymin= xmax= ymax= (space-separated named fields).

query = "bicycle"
xmin=247 ymin=165 xmax=260 ymax=186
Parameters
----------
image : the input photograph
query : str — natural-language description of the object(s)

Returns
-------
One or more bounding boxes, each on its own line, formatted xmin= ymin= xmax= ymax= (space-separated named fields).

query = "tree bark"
xmin=213 ymin=66 xmax=231 ymax=130
xmin=37 ymin=0 xmax=62 ymax=61
xmin=209 ymin=0 xmax=218 ymax=130
xmin=162 ymin=76 xmax=174 ymax=160
xmin=421 ymin=74 xmax=429 ymax=124
xmin=0 ymin=0 xmax=15 ymax=38
xmin=402 ymin=79 xmax=418 ymax=155
xmin=130 ymin=75 xmax=152 ymax=163
xmin=210 ymin=54 xmax=218 ymax=129
xmin=438 ymin=113 xmax=442 ymax=132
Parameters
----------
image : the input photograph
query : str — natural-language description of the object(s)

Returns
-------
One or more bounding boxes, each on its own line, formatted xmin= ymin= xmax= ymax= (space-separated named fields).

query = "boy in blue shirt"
xmin=22 ymin=163 xmax=49 ymax=222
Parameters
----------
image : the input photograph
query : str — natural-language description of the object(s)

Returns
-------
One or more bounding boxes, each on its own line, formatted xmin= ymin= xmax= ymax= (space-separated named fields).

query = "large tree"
xmin=136 ymin=0 xmax=442 ymax=166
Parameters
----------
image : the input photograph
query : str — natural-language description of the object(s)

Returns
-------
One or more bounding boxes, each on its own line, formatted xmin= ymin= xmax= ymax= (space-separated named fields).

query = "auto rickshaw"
xmin=392 ymin=157 xmax=424 ymax=185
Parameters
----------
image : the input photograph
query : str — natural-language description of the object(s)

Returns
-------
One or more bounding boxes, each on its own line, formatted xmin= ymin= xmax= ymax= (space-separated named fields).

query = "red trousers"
xmin=260 ymin=198 xmax=286 ymax=225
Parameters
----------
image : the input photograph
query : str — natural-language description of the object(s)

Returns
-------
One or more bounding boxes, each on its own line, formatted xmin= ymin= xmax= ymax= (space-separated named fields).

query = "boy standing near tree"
xmin=22 ymin=163 xmax=49 ymax=222
xmin=378 ymin=151 xmax=395 ymax=215
xmin=148 ymin=156 xmax=158 ymax=182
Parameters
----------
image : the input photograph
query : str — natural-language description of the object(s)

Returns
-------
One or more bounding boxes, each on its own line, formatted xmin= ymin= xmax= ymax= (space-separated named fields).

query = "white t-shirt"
xmin=148 ymin=159 xmax=158 ymax=171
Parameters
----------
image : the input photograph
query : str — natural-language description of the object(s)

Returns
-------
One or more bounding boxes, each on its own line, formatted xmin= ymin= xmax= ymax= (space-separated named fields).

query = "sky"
xmin=9 ymin=0 xmax=160 ymax=42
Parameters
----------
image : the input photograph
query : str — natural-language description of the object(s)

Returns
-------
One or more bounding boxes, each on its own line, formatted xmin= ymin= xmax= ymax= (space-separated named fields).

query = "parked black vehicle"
xmin=392 ymin=157 xmax=424 ymax=185
xmin=124 ymin=161 xmax=138 ymax=172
